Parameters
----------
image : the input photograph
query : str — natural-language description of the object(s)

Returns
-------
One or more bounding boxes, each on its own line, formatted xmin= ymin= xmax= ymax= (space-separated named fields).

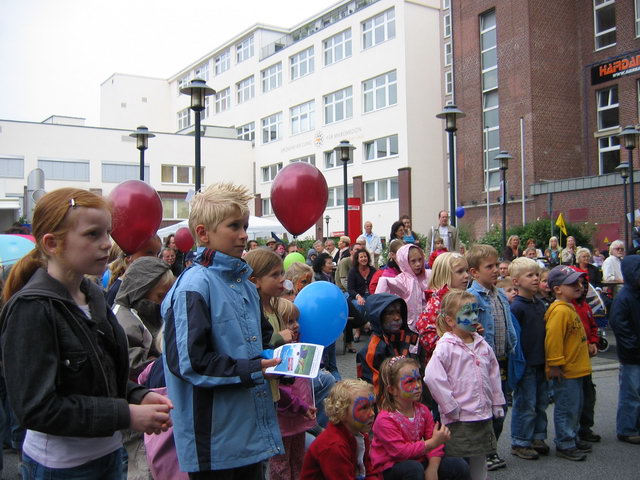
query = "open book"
xmin=265 ymin=343 xmax=325 ymax=378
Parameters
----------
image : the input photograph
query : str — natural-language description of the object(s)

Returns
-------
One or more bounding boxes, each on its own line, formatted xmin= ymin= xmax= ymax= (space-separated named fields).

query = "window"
xmin=236 ymin=36 xmax=254 ymax=63
xmin=324 ymin=150 xmax=353 ymax=169
xmin=597 ymin=86 xmax=619 ymax=130
xmin=327 ymin=184 xmax=354 ymax=207
xmin=236 ymin=76 xmax=255 ymax=104
xmin=38 ymin=159 xmax=89 ymax=181
xmin=0 ymin=156 xmax=24 ymax=178
xmin=324 ymin=87 xmax=353 ymax=124
xmin=215 ymin=50 xmax=230 ymax=74
xmin=177 ymin=109 xmax=191 ymax=130
xmin=102 ymin=163 xmax=150 ymax=183
xmin=262 ymin=112 xmax=282 ymax=143
xmin=636 ymin=0 xmax=640 ymax=36
xmin=480 ymin=10 xmax=500 ymax=191
xmin=362 ymin=8 xmax=395 ymax=49
xmin=364 ymin=135 xmax=398 ymax=161
xmin=262 ymin=198 xmax=272 ymax=216
xmin=237 ymin=122 xmax=255 ymax=141
xmin=445 ymin=70 xmax=453 ymax=95
xmin=162 ymin=198 xmax=190 ymax=220
xmin=161 ymin=165 xmax=204 ymax=184
xmin=177 ymin=74 xmax=189 ymax=94
xmin=443 ymin=13 xmax=451 ymax=38
xmin=290 ymin=154 xmax=316 ymax=166
xmin=363 ymin=71 xmax=397 ymax=112
xmin=201 ymin=97 xmax=211 ymax=120
xmin=194 ymin=62 xmax=210 ymax=81
xmin=215 ymin=87 xmax=230 ymax=113
xmin=290 ymin=46 xmax=314 ymax=80
xmin=290 ymin=100 xmax=315 ymax=135
xmin=364 ymin=178 xmax=399 ymax=203
xmin=594 ymin=0 xmax=616 ymax=49
xmin=443 ymin=0 xmax=451 ymax=8
xmin=444 ymin=42 xmax=452 ymax=66
xmin=261 ymin=163 xmax=283 ymax=182
xmin=262 ymin=63 xmax=282 ymax=92
xmin=599 ymin=135 xmax=620 ymax=174
xmin=324 ymin=29 xmax=352 ymax=65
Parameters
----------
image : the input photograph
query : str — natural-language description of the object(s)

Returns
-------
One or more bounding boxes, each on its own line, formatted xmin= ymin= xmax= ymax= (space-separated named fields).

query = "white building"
xmin=100 ymin=0 xmax=446 ymax=240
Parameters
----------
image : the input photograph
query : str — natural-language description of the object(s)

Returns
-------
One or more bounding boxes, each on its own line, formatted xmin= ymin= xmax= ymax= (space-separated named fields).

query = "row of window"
xmin=233 ymin=70 xmax=397 ymax=143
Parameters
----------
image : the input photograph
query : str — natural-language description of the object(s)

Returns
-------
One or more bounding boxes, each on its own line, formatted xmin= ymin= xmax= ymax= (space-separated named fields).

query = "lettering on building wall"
xmin=591 ymin=51 xmax=640 ymax=85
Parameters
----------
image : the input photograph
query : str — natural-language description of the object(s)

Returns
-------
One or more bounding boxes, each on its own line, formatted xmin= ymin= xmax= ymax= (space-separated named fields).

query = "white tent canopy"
xmin=157 ymin=215 xmax=288 ymax=241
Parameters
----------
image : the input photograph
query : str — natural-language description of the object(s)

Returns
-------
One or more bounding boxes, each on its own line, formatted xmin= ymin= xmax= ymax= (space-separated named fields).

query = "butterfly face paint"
xmin=456 ymin=302 xmax=479 ymax=332
xmin=351 ymin=393 xmax=375 ymax=432
xmin=399 ymin=368 xmax=422 ymax=398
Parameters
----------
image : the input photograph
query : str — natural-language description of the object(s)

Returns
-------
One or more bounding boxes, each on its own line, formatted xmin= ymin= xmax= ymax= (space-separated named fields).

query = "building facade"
xmin=449 ymin=0 xmax=640 ymax=249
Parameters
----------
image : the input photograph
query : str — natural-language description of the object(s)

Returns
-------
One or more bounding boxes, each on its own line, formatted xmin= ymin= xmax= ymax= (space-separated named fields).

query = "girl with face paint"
xmin=370 ymin=357 xmax=470 ymax=480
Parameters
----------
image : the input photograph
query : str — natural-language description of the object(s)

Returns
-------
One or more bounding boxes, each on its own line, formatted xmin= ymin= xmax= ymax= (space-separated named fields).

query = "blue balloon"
xmin=0 ymin=234 xmax=35 ymax=268
xmin=455 ymin=206 xmax=465 ymax=218
xmin=294 ymin=281 xmax=348 ymax=347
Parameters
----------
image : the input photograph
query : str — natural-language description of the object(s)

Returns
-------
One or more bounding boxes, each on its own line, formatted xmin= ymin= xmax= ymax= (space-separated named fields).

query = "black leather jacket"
xmin=0 ymin=268 xmax=148 ymax=437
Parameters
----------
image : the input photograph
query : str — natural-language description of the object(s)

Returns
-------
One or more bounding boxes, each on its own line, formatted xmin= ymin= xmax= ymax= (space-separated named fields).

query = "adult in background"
xmin=546 ymin=236 xmax=562 ymax=267
xmin=561 ymin=236 xmax=577 ymax=266
xmin=325 ymin=238 xmax=339 ymax=264
xmin=389 ymin=221 xmax=405 ymax=243
xmin=503 ymin=235 xmax=523 ymax=262
xmin=164 ymin=234 xmax=184 ymax=277
xmin=575 ymin=247 xmax=601 ymax=287
xmin=399 ymin=215 xmax=420 ymax=246
xmin=313 ymin=253 xmax=334 ymax=283
xmin=337 ymin=236 xmax=351 ymax=261
xmin=526 ymin=238 xmax=544 ymax=259
xmin=347 ymin=248 xmax=377 ymax=344
xmin=313 ymin=240 xmax=325 ymax=255
xmin=266 ymin=238 xmax=276 ymax=251
xmin=425 ymin=210 xmax=459 ymax=254
xmin=363 ymin=221 xmax=382 ymax=266
xmin=603 ymin=240 xmax=625 ymax=288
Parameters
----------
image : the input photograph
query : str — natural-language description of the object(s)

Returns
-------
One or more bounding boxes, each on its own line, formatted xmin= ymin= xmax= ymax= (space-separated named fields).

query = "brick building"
xmin=448 ymin=0 xmax=640 ymax=250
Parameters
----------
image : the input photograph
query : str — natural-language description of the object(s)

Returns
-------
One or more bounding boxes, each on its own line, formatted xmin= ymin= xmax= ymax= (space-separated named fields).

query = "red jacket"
xmin=301 ymin=422 xmax=379 ymax=480
xmin=572 ymin=300 xmax=599 ymax=345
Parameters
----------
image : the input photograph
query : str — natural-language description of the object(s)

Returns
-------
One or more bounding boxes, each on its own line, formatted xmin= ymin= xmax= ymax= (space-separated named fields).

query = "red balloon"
xmin=270 ymin=163 xmax=328 ymax=236
xmin=175 ymin=227 xmax=194 ymax=253
xmin=109 ymin=180 xmax=163 ymax=254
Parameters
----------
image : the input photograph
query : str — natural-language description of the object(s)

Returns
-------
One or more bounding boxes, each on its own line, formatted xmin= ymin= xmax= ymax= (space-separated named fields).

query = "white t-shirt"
xmin=23 ymin=303 xmax=123 ymax=468
xmin=439 ymin=226 xmax=450 ymax=249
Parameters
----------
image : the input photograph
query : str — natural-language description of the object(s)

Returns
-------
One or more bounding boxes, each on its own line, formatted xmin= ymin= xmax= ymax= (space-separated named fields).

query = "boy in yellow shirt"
xmin=545 ymin=265 xmax=592 ymax=462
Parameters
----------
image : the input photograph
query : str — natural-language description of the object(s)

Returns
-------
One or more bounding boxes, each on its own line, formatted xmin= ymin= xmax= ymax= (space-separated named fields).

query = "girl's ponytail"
xmin=3 ymin=249 xmax=42 ymax=303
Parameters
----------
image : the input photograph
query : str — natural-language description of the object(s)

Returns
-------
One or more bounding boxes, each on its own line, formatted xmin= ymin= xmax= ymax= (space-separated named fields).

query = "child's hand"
xmin=129 ymin=404 xmax=172 ymax=435
xmin=548 ymin=366 xmax=565 ymax=380
xmin=305 ymin=406 xmax=318 ymax=420
xmin=430 ymin=422 xmax=451 ymax=447
xmin=279 ymin=329 xmax=295 ymax=343
xmin=141 ymin=391 xmax=174 ymax=410
xmin=588 ymin=343 xmax=598 ymax=357
xmin=261 ymin=357 xmax=281 ymax=379
xmin=476 ymin=323 xmax=485 ymax=336
xmin=492 ymin=406 xmax=504 ymax=418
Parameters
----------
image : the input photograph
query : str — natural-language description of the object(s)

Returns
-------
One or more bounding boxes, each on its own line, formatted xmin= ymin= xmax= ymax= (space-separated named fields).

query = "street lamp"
xmin=495 ymin=150 xmax=513 ymax=253
xmin=180 ymin=78 xmax=215 ymax=193
xmin=436 ymin=104 xmax=465 ymax=227
xmin=129 ymin=126 xmax=155 ymax=181
xmin=619 ymin=126 xmax=638 ymax=242
xmin=324 ymin=215 xmax=331 ymax=240
xmin=334 ymin=140 xmax=355 ymax=238
xmin=616 ymin=162 xmax=631 ymax=249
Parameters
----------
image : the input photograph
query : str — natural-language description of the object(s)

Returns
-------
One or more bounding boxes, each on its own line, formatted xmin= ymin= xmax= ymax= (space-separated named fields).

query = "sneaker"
xmin=486 ymin=453 xmax=506 ymax=470
xmin=511 ymin=446 xmax=539 ymax=460
xmin=575 ymin=440 xmax=593 ymax=453
xmin=532 ymin=440 xmax=550 ymax=455
xmin=556 ymin=448 xmax=587 ymax=461
xmin=580 ymin=431 xmax=602 ymax=443
xmin=618 ymin=434 xmax=640 ymax=444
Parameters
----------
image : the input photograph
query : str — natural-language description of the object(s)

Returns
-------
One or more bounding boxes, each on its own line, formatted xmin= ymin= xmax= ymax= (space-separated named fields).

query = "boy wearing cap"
xmin=545 ymin=265 xmax=592 ymax=461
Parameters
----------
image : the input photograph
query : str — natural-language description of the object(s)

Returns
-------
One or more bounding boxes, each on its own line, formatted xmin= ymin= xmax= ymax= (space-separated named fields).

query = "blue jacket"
xmin=609 ymin=255 xmax=640 ymax=365
xmin=467 ymin=280 xmax=517 ymax=356
xmin=162 ymin=248 xmax=283 ymax=472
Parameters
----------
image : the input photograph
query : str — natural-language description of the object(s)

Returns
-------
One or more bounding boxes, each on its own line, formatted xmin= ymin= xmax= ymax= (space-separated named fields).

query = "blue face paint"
xmin=456 ymin=302 xmax=479 ymax=332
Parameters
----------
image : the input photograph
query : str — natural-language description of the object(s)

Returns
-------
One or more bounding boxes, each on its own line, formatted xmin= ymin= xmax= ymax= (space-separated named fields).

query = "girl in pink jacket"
xmin=424 ymin=290 xmax=505 ymax=480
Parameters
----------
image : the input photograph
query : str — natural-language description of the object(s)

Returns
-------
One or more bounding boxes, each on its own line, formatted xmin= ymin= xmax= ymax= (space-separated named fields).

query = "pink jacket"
xmin=277 ymin=378 xmax=316 ymax=437
xmin=424 ymin=332 xmax=505 ymax=425
xmin=370 ymin=403 xmax=444 ymax=473
xmin=375 ymin=244 xmax=430 ymax=332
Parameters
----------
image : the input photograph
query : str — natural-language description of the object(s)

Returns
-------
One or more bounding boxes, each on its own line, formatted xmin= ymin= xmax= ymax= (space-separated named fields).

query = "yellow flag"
xmin=555 ymin=213 xmax=568 ymax=236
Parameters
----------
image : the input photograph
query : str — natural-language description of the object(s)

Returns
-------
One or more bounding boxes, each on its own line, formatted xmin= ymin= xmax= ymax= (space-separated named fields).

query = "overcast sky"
xmin=0 ymin=0 xmax=337 ymax=125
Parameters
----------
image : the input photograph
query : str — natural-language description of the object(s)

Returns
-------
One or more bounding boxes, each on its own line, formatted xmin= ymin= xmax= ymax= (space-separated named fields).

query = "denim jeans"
xmin=579 ymin=374 xmax=597 ymax=436
xmin=617 ymin=363 xmax=640 ymax=436
xmin=321 ymin=343 xmax=341 ymax=381
xmin=21 ymin=448 xmax=124 ymax=480
xmin=552 ymin=376 xmax=584 ymax=450
xmin=382 ymin=457 xmax=470 ymax=480
xmin=511 ymin=365 xmax=548 ymax=447
xmin=313 ymin=368 xmax=336 ymax=428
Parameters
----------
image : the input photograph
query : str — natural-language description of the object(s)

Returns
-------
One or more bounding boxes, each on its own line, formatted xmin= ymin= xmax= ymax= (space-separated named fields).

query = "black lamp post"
xmin=324 ymin=215 xmax=331 ymax=239
xmin=334 ymin=140 xmax=355 ymax=237
xmin=618 ymin=125 xmax=638 ymax=242
xmin=129 ymin=126 xmax=155 ymax=181
xmin=616 ymin=162 xmax=631 ymax=249
xmin=180 ymin=78 xmax=215 ymax=193
xmin=436 ymin=104 xmax=465 ymax=227
xmin=496 ymin=150 xmax=512 ymax=253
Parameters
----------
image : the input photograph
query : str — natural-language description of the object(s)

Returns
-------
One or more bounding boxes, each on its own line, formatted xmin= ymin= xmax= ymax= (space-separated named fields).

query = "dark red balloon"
xmin=175 ymin=227 xmax=195 ymax=253
xmin=109 ymin=180 xmax=163 ymax=254
xmin=270 ymin=163 xmax=328 ymax=236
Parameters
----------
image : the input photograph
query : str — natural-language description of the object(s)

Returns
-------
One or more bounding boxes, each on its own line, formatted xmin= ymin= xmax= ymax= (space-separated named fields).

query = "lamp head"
xmin=129 ymin=125 xmax=155 ymax=151
xmin=618 ymin=125 xmax=638 ymax=150
xmin=495 ymin=151 xmax=513 ymax=171
xmin=180 ymin=78 xmax=215 ymax=112
xmin=334 ymin=140 xmax=356 ymax=163
xmin=616 ymin=161 xmax=630 ymax=179
xmin=436 ymin=103 xmax=465 ymax=133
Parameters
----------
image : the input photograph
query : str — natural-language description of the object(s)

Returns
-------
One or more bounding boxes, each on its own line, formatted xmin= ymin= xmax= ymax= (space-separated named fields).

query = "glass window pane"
xmin=482 ymin=69 xmax=498 ymax=90
xmin=177 ymin=166 xmax=189 ymax=184
xmin=162 ymin=199 xmax=174 ymax=218
xmin=481 ymin=29 xmax=496 ymax=50
xmin=489 ymin=171 xmax=501 ymax=189
xmin=390 ymin=178 xmax=398 ymax=199
xmin=390 ymin=135 xmax=398 ymax=155
xmin=481 ymin=48 xmax=497 ymax=68
xmin=378 ymin=180 xmax=388 ymax=200
xmin=388 ymin=83 xmax=397 ymax=105
xmin=483 ymin=90 xmax=499 ymax=109
xmin=481 ymin=11 xmax=496 ymax=30
xmin=177 ymin=201 xmax=190 ymax=219
xmin=483 ymin=109 xmax=499 ymax=129
xmin=601 ymin=149 xmax=620 ymax=174
xmin=487 ymin=149 xmax=500 ymax=169
xmin=161 ymin=165 xmax=173 ymax=183
xmin=599 ymin=108 xmax=619 ymax=129
xmin=365 ymin=142 xmax=374 ymax=160
xmin=365 ymin=183 xmax=375 ymax=202
xmin=486 ymin=129 xmax=500 ymax=150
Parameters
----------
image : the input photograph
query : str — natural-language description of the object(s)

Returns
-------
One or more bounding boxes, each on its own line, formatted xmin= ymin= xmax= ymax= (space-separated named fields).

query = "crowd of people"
xmin=0 ymin=184 xmax=637 ymax=480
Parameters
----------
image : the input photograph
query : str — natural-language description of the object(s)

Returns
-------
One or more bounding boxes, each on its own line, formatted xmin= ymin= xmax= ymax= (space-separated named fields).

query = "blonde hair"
xmin=188 ymin=182 xmax=252 ymax=246
xmin=325 ymin=379 xmax=373 ymax=425
xmin=339 ymin=235 xmax=351 ymax=246
xmin=284 ymin=262 xmax=313 ymax=295
xmin=244 ymin=249 xmax=283 ymax=279
xmin=496 ymin=278 xmax=514 ymax=289
xmin=465 ymin=244 xmax=498 ymax=270
xmin=154 ymin=269 xmax=176 ymax=292
xmin=276 ymin=298 xmax=299 ymax=326
xmin=509 ymin=257 xmax=540 ymax=279
xmin=436 ymin=289 xmax=476 ymax=336
xmin=428 ymin=252 xmax=467 ymax=290
xmin=548 ymin=236 xmax=560 ymax=250
xmin=506 ymin=235 xmax=520 ymax=247
xmin=576 ymin=247 xmax=591 ymax=263
xmin=377 ymin=356 xmax=420 ymax=412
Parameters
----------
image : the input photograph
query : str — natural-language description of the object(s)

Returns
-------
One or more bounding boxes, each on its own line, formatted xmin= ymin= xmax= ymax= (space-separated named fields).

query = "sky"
xmin=0 ymin=0 xmax=338 ymax=125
